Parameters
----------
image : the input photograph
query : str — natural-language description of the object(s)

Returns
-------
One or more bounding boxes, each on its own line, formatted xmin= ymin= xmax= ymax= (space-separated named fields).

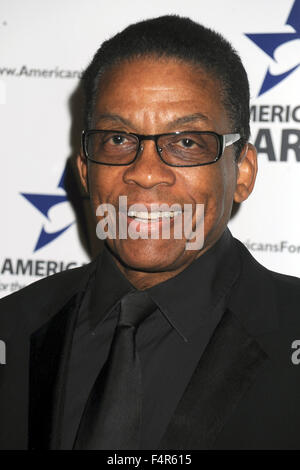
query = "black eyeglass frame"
xmin=81 ymin=129 xmax=241 ymax=167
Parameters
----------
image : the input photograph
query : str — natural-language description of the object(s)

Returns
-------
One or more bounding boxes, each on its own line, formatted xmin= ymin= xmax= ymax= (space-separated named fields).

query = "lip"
xmin=117 ymin=212 xmax=183 ymax=238
xmin=112 ymin=199 xmax=187 ymax=238
xmin=127 ymin=214 xmax=175 ymax=235
xmin=119 ymin=202 xmax=183 ymax=213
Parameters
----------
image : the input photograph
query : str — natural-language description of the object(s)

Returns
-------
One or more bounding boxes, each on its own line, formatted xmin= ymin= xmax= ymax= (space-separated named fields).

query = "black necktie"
xmin=73 ymin=290 xmax=157 ymax=450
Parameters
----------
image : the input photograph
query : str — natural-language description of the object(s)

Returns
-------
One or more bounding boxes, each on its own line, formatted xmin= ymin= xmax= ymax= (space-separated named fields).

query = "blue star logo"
xmin=245 ymin=0 xmax=300 ymax=96
xmin=21 ymin=168 xmax=74 ymax=252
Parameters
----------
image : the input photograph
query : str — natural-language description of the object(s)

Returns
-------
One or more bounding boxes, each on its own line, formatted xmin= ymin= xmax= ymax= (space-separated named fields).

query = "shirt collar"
xmin=89 ymin=228 xmax=241 ymax=339
xmin=89 ymin=244 xmax=136 ymax=330
xmin=146 ymin=227 xmax=241 ymax=340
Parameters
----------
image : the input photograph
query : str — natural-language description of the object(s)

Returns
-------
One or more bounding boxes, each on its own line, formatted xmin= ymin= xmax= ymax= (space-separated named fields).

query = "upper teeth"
xmin=128 ymin=210 xmax=182 ymax=219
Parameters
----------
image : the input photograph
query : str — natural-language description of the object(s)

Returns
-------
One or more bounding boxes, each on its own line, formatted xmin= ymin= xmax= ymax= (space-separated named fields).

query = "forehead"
xmin=93 ymin=57 xmax=229 ymax=132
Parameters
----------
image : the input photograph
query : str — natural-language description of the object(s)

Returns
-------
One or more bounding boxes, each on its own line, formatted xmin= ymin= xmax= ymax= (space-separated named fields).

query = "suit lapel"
xmin=158 ymin=308 xmax=269 ymax=450
xmin=28 ymin=290 xmax=85 ymax=450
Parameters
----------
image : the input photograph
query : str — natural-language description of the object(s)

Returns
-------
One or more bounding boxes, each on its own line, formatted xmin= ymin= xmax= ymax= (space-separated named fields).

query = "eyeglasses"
xmin=82 ymin=129 xmax=241 ymax=167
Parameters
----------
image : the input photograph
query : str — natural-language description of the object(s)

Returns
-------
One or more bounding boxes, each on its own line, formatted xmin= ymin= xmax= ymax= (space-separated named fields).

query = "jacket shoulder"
xmin=0 ymin=258 xmax=98 ymax=333
xmin=234 ymin=238 xmax=300 ymax=322
xmin=269 ymin=269 xmax=300 ymax=288
xmin=268 ymin=269 xmax=300 ymax=311
xmin=1 ymin=261 xmax=94 ymax=303
xmin=235 ymin=237 xmax=300 ymax=288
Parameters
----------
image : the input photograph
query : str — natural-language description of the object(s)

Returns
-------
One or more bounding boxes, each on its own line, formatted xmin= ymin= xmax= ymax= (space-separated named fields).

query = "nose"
xmin=122 ymin=140 xmax=175 ymax=189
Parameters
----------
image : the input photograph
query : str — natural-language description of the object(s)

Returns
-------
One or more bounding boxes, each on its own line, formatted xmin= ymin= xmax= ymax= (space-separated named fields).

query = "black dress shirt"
xmin=61 ymin=228 xmax=241 ymax=449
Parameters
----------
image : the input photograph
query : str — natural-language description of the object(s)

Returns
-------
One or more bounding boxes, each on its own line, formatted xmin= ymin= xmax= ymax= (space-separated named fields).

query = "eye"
xmin=179 ymin=138 xmax=196 ymax=148
xmin=110 ymin=134 xmax=127 ymax=145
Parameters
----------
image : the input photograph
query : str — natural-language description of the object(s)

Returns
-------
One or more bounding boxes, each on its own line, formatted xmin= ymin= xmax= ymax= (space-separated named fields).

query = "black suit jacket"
xmin=0 ymin=238 xmax=300 ymax=450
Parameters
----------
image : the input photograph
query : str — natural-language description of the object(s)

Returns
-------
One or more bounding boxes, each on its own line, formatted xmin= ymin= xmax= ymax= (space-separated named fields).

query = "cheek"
xmin=204 ymin=176 xmax=226 ymax=235
xmin=181 ymin=165 xmax=226 ymax=214
xmin=204 ymin=159 xmax=237 ymax=232
xmin=179 ymin=162 xmax=234 ymax=243
xmin=87 ymin=166 xmax=122 ymax=206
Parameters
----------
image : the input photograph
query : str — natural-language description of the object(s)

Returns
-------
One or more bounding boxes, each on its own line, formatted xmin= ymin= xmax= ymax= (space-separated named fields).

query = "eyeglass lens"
xmin=86 ymin=131 xmax=220 ymax=166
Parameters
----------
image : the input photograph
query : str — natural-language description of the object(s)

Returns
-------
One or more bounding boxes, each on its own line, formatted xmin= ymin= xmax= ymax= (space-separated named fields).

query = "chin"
xmin=109 ymin=238 xmax=185 ymax=273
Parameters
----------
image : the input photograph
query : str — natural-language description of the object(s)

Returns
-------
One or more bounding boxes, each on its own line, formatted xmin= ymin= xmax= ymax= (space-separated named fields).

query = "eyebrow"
xmin=94 ymin=113 xmax=134 ymax=127
xmin=165 ymin=112 xmax=209 ymax=129
xmin=94 ymin=112 xmax=209 ymax=130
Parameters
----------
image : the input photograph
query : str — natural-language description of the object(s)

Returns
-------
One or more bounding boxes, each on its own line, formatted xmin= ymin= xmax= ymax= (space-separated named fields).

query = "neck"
xmin=110 ymin=246 xmax=211 ymax=290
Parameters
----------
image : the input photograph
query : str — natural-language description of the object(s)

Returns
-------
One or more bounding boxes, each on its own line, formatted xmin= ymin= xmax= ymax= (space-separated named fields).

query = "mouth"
xmin=127 ymin=210 xmax=182 ymax=222
xmin=123 ymin=208 xmax=183 ymax=237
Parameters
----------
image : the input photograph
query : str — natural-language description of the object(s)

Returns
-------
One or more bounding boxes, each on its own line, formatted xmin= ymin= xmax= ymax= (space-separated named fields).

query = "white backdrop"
xmin=0 ymin=0 xmax=299 ymax=298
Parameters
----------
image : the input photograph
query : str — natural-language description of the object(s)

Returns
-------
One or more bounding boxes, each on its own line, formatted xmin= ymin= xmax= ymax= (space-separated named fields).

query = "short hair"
xmin=82 ymin=15 xmax=250 ymax=159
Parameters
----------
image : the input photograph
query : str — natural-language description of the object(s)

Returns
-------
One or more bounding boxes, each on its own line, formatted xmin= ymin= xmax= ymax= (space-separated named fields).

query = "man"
xmin=0 ymin=15 xmax=300 ymax=450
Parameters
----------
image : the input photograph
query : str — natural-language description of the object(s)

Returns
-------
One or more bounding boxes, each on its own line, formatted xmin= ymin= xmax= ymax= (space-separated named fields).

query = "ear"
xmin=76 ymin=150 xmax=89 ymax=194
xmin=234 ymin=143 xmax=257 ymax=203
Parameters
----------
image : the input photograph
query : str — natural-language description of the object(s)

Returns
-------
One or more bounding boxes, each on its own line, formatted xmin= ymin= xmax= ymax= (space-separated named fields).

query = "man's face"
xmin=78 ymin=57 xmax=252 ymax=275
